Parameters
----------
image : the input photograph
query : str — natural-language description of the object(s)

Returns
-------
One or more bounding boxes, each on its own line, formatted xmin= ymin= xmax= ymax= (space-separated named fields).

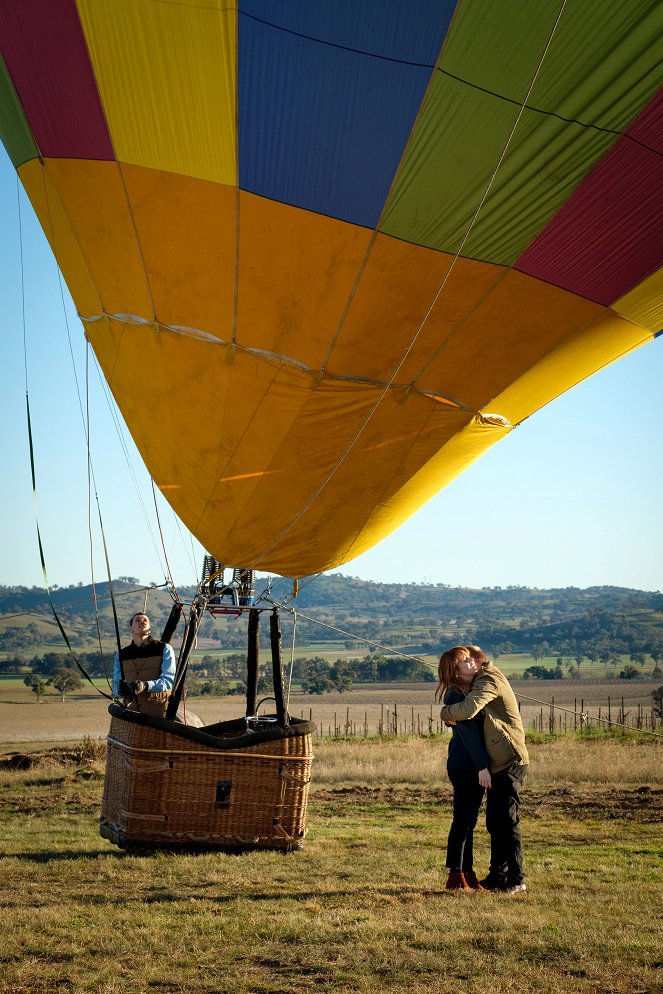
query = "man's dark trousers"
xmin=486 ymin=762 xmax=527 ymax=885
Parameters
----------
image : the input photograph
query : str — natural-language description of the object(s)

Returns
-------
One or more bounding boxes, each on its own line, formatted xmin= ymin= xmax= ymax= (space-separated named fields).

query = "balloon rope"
xmin=151 ymin=478 xmax=181 ymax=602
xmin=273 ymin=601 xmax=428 ymax=665
xmin=45 ymin=148 xmax=185 ymax=594
xmin=272 ymin=601 xmax=663 ymax=739
xmin=85 ymin=347 xmax=115 ymax=691
xmin=16 ymin=180 xmax=112 ymax=698
xmin=39 ymin=167 xmax=124 ymax=684
xmin=248 ymin=0 xmax=570 ymax=571
xmin=284 ymin=610 xmax=297 ymax=715
xmin=42 ymin=167 xmax=167 ymax=579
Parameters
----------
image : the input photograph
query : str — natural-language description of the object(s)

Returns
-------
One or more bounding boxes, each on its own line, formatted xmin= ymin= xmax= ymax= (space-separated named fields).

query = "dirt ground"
xmin=312 ymin=783 xmax=663 ymax=824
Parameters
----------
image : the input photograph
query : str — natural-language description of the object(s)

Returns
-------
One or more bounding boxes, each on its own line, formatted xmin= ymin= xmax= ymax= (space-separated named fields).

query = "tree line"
xmin=8 ymin=650 xmax=435 ymax=701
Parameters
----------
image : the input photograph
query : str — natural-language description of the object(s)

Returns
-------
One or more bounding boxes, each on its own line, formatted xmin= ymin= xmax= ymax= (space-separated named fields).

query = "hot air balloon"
xmin=1 ymin=0 xmax=662 ymax=850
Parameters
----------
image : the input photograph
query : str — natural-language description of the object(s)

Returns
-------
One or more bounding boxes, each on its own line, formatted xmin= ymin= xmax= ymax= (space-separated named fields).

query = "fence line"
xmin=296 ymin=699 xmax=661 ymax=739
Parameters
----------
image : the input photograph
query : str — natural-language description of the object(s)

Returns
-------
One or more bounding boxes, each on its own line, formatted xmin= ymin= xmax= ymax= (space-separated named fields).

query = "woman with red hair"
xmin=440 ymin=645 xmax=529 ymax=894
xmin=436 ymin=645 xmax=491 ymax=890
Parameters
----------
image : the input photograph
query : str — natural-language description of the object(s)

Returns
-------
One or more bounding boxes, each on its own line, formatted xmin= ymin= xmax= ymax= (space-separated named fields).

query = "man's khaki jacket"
xmin=440 ymin=662 xmax=529 ymax=774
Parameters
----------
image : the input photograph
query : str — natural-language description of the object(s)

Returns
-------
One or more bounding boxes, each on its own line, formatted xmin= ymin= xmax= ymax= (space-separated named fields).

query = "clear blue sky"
xmin=1 ymin=150 xmax=661 ymax=594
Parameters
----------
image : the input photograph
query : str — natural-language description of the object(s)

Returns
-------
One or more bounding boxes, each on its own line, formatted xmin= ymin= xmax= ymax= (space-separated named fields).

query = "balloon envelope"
xmin=1 ymin=0 xmax=662 ymax=576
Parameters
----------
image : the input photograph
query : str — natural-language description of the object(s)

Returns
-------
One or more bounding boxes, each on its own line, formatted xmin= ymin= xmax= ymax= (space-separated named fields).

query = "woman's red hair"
xmin=435 ymin=645 xmax=473 ymax=701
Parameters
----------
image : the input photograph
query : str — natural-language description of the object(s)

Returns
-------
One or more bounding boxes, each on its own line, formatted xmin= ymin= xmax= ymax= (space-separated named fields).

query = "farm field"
xmin=0 ymin=678 xmax=659 ymax=748
xmin=0 ymin=735 xmax=661 ymax=993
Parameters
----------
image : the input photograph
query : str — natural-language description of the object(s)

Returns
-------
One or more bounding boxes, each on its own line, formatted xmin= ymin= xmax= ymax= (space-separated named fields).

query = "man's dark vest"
xmin=119 ymin=638 xmax=170 ymax=718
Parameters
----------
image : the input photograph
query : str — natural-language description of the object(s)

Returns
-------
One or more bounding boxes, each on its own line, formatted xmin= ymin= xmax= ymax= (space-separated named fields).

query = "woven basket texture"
xmin=100 ymin=713 xmax=313 ymax=850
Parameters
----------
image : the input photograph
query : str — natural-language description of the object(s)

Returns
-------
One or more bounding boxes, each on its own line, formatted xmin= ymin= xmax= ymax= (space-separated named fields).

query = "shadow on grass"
xmin=3 ymin=849 xmax=125 ymax=862
xmin=15 ymin=884 xmax=470 ymax=906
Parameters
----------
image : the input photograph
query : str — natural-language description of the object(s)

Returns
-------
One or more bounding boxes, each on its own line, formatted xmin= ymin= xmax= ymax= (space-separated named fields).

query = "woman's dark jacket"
xmin=444 ymin=686 xmax=490 ymax=774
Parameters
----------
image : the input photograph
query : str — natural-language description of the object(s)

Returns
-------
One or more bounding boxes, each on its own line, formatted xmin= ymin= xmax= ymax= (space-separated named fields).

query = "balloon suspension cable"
xmin=40 ymin=163 xmax=170 ymax=596
xmin=151 ymin=478 xmax=183 ymax=602
xmin=85 ymin=349 xmax=114 ymax=690
xmin=24 ymin=390 xmax=112 ymax=699
xmin=252 ymin=572 xmax=319 ymax=611
xmin=272 ymin=601 xmax=426 ymax=665
xmin=39 ymin=170 xmax=168 ymax=679
xmin=513 ymin=693 xmax=663 ymax=739
xmin=271 ymin=599 xmax=663 ymax=740
xmin=89 ymin=353 xmax=178 ymax=584
xmin=15 ymin=178 xmax=111 ymax=698
xmin=284 ymin=609 xmax=297 ymax=716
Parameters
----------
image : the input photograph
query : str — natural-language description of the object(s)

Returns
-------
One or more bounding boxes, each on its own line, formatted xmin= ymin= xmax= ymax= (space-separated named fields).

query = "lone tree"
xmin=51 ymin=666 xmax=82 ymax=703
xmin=23 ymin=673 xmax=50 ymax=702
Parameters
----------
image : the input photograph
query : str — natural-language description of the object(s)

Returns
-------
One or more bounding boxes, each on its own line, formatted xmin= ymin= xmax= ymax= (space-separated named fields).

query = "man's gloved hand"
xmin=118 ymin=679 xmax=131 ymax=697
xmin=132 ymin=681 xmax=148 ymax=694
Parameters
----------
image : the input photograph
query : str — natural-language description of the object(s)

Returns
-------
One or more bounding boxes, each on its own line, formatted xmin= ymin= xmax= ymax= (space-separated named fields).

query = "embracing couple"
xmin=436 ymin=645 xmax=529 ymax=894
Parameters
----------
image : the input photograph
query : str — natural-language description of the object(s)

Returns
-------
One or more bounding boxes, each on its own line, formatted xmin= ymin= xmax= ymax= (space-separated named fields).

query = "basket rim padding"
xmin=107 ymin=702 xmax=315 ymax=750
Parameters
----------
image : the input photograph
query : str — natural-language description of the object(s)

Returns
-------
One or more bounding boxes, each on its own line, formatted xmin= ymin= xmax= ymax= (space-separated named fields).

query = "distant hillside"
xmin=0 ymin=575 xmax=661 ymax=660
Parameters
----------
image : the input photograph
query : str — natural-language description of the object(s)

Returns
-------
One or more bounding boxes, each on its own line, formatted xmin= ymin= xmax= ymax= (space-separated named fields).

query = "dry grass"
xmin=310 ymin=734 xmax=663 ymax=788
xmin=0 ymin=734 xmax=661 ymax=994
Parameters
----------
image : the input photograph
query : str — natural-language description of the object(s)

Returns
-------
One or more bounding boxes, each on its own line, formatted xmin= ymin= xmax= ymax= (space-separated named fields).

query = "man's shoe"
xmin=478 ymin=875 xmax=507 ymax=891
xmin=502 ymin=883 xmax=527 ymax=894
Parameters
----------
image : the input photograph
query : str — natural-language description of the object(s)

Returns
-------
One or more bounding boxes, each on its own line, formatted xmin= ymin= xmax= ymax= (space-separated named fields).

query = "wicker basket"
xmin=100 ymin=704 xmax=315 ymax=851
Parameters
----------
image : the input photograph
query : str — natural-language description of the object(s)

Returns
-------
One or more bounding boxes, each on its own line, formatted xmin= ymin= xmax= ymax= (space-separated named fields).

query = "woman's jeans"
xmin=446 ymin=771 xmax=485 ymax=871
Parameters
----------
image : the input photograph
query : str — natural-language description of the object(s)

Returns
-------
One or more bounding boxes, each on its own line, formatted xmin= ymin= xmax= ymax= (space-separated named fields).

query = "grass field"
xmin=0 ymin=735 xmax=661 ymax=994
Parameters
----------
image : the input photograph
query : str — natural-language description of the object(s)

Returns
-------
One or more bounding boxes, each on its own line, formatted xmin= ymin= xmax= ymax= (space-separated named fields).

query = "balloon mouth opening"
xmin=479 ymin=413 xmax=512 ymax=428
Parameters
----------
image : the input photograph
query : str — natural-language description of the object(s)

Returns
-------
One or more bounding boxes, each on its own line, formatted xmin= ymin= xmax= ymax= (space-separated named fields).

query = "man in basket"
xmin=112 ymin=612 xmax=176 ymax=719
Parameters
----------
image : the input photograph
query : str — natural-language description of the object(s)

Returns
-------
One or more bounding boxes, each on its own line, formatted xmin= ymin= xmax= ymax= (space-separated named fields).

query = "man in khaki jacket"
xmin=440 ymin=649 xmax=528 ymax=893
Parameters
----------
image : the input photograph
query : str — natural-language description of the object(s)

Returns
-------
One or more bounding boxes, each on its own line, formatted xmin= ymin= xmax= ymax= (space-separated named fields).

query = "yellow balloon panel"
xmin=488 ymin=308 xmax=652 ymax=426
xmin=235 ymin=192 xmax=373 ymax=370
xmin=416 ymin=270 xmax=609 ymax=412
xmin=76 ymin=0 xmax=236 ymax=185
xmin=341 ymin=413 xmax=513 ymax=566
xmin=18 ymin=159 xmax=102 ymax=320
xmin=122 ymin=164 xmax=237 ymax=338
xmin=33 ymin=158 xmax=153 ymax=320
xmin=326 ymin=237 xmax=506 ymax=388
